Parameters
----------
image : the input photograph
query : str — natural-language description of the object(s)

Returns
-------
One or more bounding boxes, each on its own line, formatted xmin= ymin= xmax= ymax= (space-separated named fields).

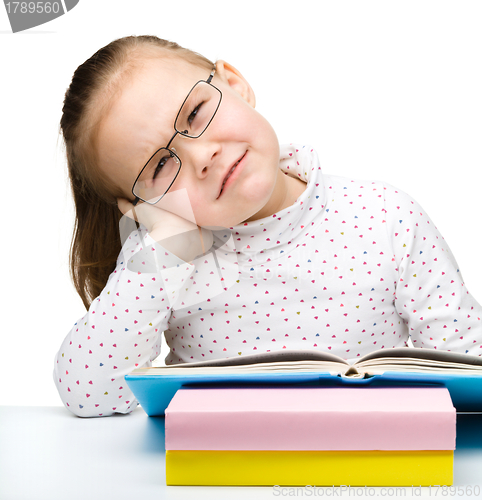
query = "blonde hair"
xmin=60 ymin=35 xmax=214 ymax=308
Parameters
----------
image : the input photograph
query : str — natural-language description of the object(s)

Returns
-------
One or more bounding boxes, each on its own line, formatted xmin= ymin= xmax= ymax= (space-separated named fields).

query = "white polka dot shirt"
xmin=54 ymin=144 xmax=482 ymax=416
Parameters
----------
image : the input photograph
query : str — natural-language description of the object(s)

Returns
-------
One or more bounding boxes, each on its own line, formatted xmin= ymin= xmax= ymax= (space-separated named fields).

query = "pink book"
xmin=165 ymin=387 xmax=456 ymax=451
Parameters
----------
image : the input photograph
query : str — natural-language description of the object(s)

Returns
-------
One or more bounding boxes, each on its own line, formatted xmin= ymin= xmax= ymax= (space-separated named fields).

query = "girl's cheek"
xmin=218 ymin=101 xmax=254 ymax=135
xmin=184 ymin=194 xmax=206 ymax=225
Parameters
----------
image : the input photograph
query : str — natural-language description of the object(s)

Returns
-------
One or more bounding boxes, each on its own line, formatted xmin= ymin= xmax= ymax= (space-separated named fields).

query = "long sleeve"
xmin=384 ymin=183 xmax=482 ymax=355
xmin=53 ymin=226 xmax=195 ymax=417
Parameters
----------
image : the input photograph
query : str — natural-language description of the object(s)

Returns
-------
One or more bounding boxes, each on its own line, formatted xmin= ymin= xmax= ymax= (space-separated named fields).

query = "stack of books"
xmin=165 ymin=386 xmax=456 ymax=486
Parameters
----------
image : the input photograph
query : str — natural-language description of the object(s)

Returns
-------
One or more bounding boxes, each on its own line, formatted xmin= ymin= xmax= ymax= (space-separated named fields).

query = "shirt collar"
xmin=227 ymin=144 xmax=327 ymax=257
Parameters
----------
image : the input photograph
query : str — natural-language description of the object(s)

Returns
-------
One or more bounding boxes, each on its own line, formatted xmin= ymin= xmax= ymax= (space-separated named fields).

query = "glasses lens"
xmin=133 ymin=148 xmax=180 ymax=204
xmin=175 ymin=81 xmax=221 ymax=138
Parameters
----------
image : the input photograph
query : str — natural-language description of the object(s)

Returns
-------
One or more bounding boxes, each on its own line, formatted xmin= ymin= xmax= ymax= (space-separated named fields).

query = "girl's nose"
xmin=181 ymin=139 xmax=221 ymax=178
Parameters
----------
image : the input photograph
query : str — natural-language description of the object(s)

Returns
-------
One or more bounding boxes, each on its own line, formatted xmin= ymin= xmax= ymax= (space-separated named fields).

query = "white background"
xmin=1 ymin=0 xmax=481 ymax=407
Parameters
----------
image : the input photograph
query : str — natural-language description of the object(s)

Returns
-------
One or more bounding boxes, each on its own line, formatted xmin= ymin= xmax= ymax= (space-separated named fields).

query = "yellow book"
xmin=166 ymin=450 xmax=453 ymax=486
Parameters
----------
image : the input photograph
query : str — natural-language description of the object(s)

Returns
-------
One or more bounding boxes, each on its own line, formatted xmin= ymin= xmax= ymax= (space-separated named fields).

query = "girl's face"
xmin=96 ymin=54 xmax=283 ymax=228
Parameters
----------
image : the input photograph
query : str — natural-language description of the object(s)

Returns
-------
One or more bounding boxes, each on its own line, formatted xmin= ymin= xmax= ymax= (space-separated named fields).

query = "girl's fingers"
xmin=117 ymin=195 xmax=203 ymax=246
xmin=116 ymin=196 xmax=214 ymax=261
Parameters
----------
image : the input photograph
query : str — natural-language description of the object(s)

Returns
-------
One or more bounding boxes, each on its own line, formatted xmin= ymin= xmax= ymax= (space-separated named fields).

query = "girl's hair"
xmin=61 ymin=35 xmax=214 ymax=309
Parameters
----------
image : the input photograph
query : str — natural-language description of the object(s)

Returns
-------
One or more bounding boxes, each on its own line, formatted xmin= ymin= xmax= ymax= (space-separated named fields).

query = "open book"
xmin=131 ymin=347 xmax=482 ymax=377
xmin=125 ymin=347 xmax=482 ymax=415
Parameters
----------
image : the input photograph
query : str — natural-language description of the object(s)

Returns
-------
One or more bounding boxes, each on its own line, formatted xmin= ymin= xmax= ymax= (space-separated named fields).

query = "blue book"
xmin=125 ymin=347 xmax=482 ymax=416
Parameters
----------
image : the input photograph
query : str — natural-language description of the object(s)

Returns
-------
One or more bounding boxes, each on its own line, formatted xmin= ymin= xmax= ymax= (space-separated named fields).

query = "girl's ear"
xmin=214 ymin=60 xmax=256 ymax=108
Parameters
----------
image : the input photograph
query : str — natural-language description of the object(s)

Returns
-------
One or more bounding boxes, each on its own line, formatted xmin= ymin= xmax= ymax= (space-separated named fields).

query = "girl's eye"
xmin=153 ymin=156 xmax=169 ymax=179
xmin=188 ymin=102 xmax=203 ymax=126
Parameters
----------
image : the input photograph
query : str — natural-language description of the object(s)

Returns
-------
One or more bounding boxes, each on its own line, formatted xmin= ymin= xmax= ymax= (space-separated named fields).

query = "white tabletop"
xmin=1 ymin=406 xmax=481 ymax=500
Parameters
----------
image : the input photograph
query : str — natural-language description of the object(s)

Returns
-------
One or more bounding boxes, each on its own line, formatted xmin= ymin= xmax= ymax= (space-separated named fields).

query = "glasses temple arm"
xmin=207 ymin=64 xmax=216 ymax=84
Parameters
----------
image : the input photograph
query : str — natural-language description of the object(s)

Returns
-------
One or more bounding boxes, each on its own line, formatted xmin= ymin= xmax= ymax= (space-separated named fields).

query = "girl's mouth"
xmin=218 ymin=151 xmax=247 ymax=198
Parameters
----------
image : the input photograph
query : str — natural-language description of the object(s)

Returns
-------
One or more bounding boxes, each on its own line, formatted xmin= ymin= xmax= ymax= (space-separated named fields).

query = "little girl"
xmin=54 ymin=35 xmax=482 ymax=417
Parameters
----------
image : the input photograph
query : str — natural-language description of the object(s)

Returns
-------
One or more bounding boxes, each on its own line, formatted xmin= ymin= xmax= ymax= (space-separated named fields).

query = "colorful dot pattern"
xmin=54 ymin=144 xmax=482 ymax=417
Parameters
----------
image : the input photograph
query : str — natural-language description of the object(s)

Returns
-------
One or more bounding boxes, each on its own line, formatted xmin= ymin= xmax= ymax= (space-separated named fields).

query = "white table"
xmin=1 ymin=406 xmax=481 ymax=500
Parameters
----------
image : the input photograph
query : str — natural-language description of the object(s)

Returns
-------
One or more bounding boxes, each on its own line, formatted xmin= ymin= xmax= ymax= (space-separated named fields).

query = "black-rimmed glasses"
xmin=132 ymin=66 xmax=222 ymax=206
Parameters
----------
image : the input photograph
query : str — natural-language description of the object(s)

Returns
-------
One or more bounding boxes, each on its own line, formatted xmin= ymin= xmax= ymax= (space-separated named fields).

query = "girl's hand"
xmin=117 ymin=195 xmax=213 ymax=263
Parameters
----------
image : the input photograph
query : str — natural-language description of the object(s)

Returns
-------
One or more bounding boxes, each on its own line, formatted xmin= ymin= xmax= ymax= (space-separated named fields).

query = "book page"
xmin=160 ymin=349 xmax=349 ymax=369
xmin=357 ymin=357 xmax=482 ymax=374
xmin=132 ymin=359 xmax=347 ymax=376
xmin=356 ymin=347 xmax=482 ymax=368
